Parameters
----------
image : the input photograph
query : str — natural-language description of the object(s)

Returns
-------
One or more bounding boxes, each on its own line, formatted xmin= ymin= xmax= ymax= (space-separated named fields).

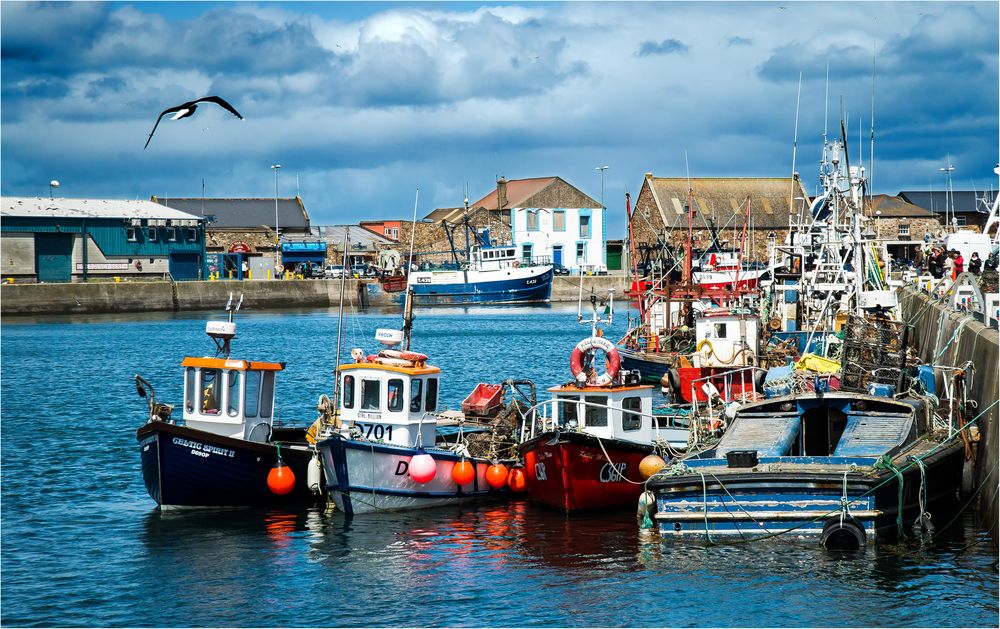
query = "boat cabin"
xmin=693 ymin=309 xmax=760 ymax=369
xmin=181 ymin=356 xmax=284 ymax=440
xmin=469 ymin=245 xmax=520 ymax=271
xmin=337 ymin=362 xmax=441 ymax=447
xmin=544 ymin=383 xmax=672 ymax=446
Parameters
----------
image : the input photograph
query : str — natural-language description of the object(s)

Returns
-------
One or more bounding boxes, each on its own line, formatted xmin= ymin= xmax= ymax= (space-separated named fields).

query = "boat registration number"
xmin=358 ymin=423 xmax=393 ymax=441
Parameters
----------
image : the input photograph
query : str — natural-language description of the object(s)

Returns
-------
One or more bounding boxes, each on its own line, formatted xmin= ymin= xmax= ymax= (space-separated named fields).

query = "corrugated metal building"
xmin=1 ymin=197 xmax=207 ymax=282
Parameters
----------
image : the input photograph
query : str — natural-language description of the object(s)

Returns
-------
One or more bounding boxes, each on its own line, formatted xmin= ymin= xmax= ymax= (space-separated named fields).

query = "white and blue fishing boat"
xmin=407 ymin=243 xmax=553 ymax=305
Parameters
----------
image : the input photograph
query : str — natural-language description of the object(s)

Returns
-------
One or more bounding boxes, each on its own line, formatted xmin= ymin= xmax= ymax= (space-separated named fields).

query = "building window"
xmin=576 ymin=242 xmax=587 ymax=262
xmin=580 ymin=215 xmax=591 ymax=238
xmin=127 ymin=227 xmax=138 ymax=242
xmin=898 ymin=224 xmax=910 ymax=237
xmin=148 ymin=227 xmax=158 ymax=242
xmin=956 ymin=216 xmax=967 ymax=227
xmin=392 ymin=228 xmax=399 ymax=239
xmin=166 ymin=227 xmax=178 ymax=242
xmin=186 ymin=228 xmax=196 ymax=241
xmin=622 ymin=397 xmax=642 ymax=431
xmin=522 ymin=243 xmax=533 ymax=262
xmin=553 ymin=210 xmax=566 ymax=231
xmin=385 ymin=228 xmax=391 ymax=236
xmin=526 ymin=210 xmax=539 ymax=231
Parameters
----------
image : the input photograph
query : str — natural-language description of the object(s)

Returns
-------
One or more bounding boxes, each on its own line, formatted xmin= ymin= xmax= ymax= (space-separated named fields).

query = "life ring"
xmin=276 ymin=264 xmax=284 ymax=273
xmin=513 ymin=260 xmax=521 ymax=268
xmin=569 ymin=336 xmax=621 ymax=386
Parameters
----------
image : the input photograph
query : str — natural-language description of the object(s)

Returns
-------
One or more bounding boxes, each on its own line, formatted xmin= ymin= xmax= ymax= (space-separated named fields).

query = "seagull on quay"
xmin=143 ymin=96 xmax=244 ymax=149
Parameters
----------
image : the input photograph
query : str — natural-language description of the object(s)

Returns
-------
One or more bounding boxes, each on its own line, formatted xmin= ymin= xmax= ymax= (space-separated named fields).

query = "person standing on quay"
xmin=969 ymin=252 xmax=982 ymax=274
xmin=912 ymin=245 xmax=924 ymax=272
xmin=953 ymin=250 xmax=964 ymax=277
xmin=943 ymin=250 xmax=955 ymax=280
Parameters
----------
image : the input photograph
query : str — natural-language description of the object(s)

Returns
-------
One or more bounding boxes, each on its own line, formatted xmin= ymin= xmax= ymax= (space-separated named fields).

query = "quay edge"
xmin=898 ymin=286 xmax=999 ymax=541
xmin=0 ymin=275 xmax=626 ymax=316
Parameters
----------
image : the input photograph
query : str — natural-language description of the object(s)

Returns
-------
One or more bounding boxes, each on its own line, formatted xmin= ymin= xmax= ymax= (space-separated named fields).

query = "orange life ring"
xmin=513 ymin=260 xmax=521 ymax=268
xmin=569 ymin=337 xmax=621 ymax=386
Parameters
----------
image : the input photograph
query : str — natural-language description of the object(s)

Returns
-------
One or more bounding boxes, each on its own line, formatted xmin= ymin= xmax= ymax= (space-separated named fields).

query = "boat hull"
xmin=618 ymin=347 xmax=674 ymax=384
xmin=136 ymin=421 xmax=318 ymax=508
xmin=317 ymin=435 xmax=510 ymax=515
xmin=404 ymin=267 xmax=553 ymax=305
xmin=649 ymin=443 xmax=965 ymax=542
xmin=519 ymin=431 xmax=654 ymax=512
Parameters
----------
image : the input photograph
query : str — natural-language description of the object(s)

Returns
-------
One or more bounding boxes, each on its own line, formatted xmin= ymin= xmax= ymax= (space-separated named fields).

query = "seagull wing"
xmin=144 ymin=103 xmax=187 ymax=150
xmin=195 ymin=95 xmax=244 ymax=120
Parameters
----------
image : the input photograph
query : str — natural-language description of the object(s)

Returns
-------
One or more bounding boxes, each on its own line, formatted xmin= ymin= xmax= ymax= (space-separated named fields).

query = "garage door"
xmin=35 ymin=233 xmax=73 ymax=282
xmin=169 ymin=253 xmax=201 ymax=280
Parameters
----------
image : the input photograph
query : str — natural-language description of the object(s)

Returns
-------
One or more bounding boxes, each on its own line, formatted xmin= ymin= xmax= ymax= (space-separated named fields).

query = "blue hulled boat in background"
xmin=407 ymin=243 xmax=552 ymax=305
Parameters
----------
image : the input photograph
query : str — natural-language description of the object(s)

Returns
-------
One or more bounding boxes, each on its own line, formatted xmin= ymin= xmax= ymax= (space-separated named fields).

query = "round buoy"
xmin=639 ymin=454 xmax=667 ymax=479
xmin=507 ymin=467 xmax=527 ymax=492
xmin=267 ymin=459 xmax=296 ymax=495
xmin=451 ymin=459 xmax=475 ymax=486
xmin=409 ymin=451 xmax=437 ymax=484
xmin=485 ymin=463 xmax=509 ymax=489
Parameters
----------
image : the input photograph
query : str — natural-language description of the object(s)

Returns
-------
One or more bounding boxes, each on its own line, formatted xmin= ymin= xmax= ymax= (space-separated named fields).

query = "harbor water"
xmin=2 ymin=305 xmax=997 ymax=627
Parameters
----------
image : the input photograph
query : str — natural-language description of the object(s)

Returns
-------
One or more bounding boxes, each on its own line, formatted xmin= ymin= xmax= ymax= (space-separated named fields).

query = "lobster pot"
xmin=838 ymin=314 xmax=910 ymax=393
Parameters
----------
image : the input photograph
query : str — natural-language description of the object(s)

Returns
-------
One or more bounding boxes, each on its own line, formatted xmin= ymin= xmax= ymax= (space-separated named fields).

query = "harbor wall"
xmin=0 ymin=275 xmax=626 ymax=315
xmin=898 ymin=287 xmax=999 ymax=538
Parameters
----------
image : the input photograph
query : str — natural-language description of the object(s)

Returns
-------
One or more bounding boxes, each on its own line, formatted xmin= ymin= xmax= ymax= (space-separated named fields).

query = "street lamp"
xmin=595 ymin=166 xmax=609 ymax=209
xmin=940 ymin=157 xmax=955 ymax=230
xmin=49 ymin=180 xmax=59 ymax=199
xmin=271 ymin=164 xmax=281 ymax=270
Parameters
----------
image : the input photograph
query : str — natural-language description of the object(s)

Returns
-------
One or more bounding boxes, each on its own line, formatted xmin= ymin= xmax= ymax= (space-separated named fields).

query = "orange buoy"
xmin=451 ymin=459 xmax=475 ymax=485
xmin=409 ymin=451 xmax=437 ymax=484
xmin=485 ymin=463 xmax=509 ymax=489
xmin=639 ymin=454 xmax=667 ymax=480
xmin=507 ymin=466 xmax=527 ymax=492
xmin=267 ymin=459 xmax=296 ymax=495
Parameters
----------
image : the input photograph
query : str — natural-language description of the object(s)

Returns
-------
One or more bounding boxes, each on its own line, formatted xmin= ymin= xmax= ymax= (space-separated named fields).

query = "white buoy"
xmin=307 ymin=452 xmax=323 ymax=495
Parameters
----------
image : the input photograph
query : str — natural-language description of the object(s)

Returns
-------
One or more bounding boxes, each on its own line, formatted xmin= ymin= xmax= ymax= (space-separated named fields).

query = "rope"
xmin=911 ymin=457 xmax=933 ymax=536
xmin=593 ymin=435 xmax=645 ymax=485
xmin=699 ymin=472 xmax=714 ymax=545
xmin=874 ymin=454 xmax=906 ymax=538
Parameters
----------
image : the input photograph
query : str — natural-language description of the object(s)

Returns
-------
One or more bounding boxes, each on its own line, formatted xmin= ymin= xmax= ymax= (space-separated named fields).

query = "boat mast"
xmin=331 ymin=227 xmax=350 ymax=407
xmin=402 ymin=188 xmax=419 ymax=350
xmin=625 ymin=191 xmax=645 ymax=323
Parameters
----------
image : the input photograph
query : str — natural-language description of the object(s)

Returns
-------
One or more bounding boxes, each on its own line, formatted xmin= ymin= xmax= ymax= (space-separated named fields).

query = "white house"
xmin=472 ymin=177 xmax=606 ymax=273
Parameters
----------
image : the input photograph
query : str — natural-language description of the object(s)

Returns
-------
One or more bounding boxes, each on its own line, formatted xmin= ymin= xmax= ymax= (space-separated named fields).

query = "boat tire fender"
xmin=820 ymin=516 xmax=866 ymax=550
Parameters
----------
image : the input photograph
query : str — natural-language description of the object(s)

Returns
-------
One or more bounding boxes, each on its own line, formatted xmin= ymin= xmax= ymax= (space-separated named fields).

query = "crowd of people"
xmin=912 ymin=242 xmax=997 ymax=280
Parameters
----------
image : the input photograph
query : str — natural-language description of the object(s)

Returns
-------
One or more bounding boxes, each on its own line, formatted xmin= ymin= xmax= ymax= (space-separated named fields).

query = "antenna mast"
xmin=402 ymin=188 xmax=420 ymax=350
xmin=790 ymin=72 xmax=802 ymax=221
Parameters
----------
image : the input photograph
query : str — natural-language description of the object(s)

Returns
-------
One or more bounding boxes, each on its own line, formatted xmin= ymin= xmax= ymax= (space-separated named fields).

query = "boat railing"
xmin=688 ymin=365 xmax=765 ymax=419
xmin=516 ymin=396 xmax=694 ymax=453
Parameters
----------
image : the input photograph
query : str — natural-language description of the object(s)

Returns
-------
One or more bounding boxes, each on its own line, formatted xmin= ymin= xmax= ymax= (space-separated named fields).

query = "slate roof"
xmin=423 ymin=207 xmax=469 ymax=222
xmin=472 ymin=176 xmax=601 ymax=211
xmin=868 ymin=194 xmax=939 ymax=219
xmin=898 ymin=190 xmax=996 ymax=216
xmin=1 ymin=196 xmax=202 ymax=221
xmin=151 ymin=196 xmax=310 ymax=229
xmin=316 ymin=225 xmax=394 ymax=249
xmin=641 ymin=176 xmax=808 ymax=230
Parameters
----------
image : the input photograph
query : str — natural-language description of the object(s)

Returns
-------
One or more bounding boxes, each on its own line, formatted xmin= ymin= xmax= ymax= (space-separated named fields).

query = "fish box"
xmin=726 ymin=450 xmax=759 ymax=468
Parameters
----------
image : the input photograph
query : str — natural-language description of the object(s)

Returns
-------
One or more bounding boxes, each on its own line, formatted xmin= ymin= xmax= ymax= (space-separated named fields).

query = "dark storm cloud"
xmin=636 ymin=38 xmax=689 ymax=57
xmin=757 ymin=42 xmax=873 ymax=82
xmin=0 ymin=1 xmax=112 ymax=70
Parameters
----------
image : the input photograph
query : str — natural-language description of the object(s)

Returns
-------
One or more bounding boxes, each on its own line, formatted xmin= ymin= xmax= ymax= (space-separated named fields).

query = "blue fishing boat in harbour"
xmin=406 ymin=243 xmax=553 ymax=305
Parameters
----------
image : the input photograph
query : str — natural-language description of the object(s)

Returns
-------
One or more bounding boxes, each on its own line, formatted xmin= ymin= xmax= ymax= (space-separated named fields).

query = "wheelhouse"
xmin=180 ymin=356 xmax=284 ymax=440
xmin=337 ymin=362 xmax=442 ymax=447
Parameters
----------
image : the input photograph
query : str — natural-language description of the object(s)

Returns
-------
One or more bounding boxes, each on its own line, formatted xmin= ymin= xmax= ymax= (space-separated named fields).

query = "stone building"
xmin=868 ymin=194 xmax=943 ymax=262
xmin=630 ymin=173 xmax=809 ymax=263
xmin=899 ymin=190 xmax=996 ymax=232
xmin=403 ymin=205 xmax=514 ymax=266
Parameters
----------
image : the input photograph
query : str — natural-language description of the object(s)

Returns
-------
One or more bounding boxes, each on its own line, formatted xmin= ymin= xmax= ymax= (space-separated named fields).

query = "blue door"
xmin=552 ymin=245 xmax=563 ymax=266
xmin=169 ymin=253 xmax=201 ymax=280
xmin=35 ymin=233 xmax=73 ymax=282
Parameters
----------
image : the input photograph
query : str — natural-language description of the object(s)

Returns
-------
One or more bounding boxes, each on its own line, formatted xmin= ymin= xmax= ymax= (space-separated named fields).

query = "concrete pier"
xmin=0 ymin=275 xmax=627 ymax=315
xmin=899 ymin=287 xmax=999 ymax=539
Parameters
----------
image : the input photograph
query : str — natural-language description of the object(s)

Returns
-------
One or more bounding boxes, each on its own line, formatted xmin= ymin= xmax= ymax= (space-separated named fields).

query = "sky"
xmin=2 ymin=0 xmax=998 ymax=236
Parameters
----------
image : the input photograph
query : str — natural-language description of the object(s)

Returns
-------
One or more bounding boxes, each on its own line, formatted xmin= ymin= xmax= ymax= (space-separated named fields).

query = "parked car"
xmin=324 ymin=264 xmax=346 ymax=279
xmin=553 ymin=264 xmax=571 ymax=276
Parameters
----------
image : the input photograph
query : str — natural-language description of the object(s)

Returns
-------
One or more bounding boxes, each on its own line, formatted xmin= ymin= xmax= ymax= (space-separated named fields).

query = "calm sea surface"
xmin=2 ymin=305 xmax=997 ymax=627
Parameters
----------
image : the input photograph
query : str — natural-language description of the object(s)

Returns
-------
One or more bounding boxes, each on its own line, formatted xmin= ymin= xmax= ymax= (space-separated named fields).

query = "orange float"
xmin=507 ymin=467 xmax=527 ymax=492
xmin=267 ymin=459 xmax=296 ymax=495
xmin=485 ymin=463 xmax=509 ymax=489
xmin=451 ymin=459 xmax=475 ymax=485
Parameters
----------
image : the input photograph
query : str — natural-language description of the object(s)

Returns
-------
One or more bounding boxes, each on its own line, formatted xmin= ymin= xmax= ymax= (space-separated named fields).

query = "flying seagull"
xmin=144 ymin=96 xmax=243 ymax=149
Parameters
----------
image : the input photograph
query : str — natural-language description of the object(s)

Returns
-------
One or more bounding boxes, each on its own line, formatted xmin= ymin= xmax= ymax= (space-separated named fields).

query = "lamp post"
xmin=49 ymin=180 xmax=59 ymax=199
xmin=595 ymin=166 xmax=608 ymax=209
xmin=271 ymin=164 xmax=281 ymax=272
xmin=940 ymin=158 xmax=955 ymax=230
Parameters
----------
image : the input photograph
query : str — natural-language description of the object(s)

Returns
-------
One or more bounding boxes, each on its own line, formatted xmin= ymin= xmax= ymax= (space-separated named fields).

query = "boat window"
xmin=361 ymin=379 xmax=380 ymax=410
xmin=244 ymin=371 xmax=261 ymax=418
xmin=713 ymin=323 xmax=728 ymax=338
xmin=622 ymin=397 xmax=642 ymax=431
xmin=185 ymin=368 xmax=195 ymax=413
xmin=584 ymin=396 xmax=608 ymax=427
xmin=388 ymin=379 xmax=404 ymax=412
xmin=227 ymin=370 xmax=241 ymax=417
xmin=259 ymin=371 xmax=275 ymax=419
xmin=342 ymin=375 xmax=355 ymax=409
xmin=426 ymin=378 xmax=438 ymax=412
xmin=557 ymin=395 xmax=578 ymax=427
xmin=200 ymin=369 xmax=221 ymax=415
xmin=410 ymin=379 xmax=423 ymax=412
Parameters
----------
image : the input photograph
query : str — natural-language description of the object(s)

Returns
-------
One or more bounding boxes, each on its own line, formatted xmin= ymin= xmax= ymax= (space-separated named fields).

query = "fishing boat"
xmin=516 ymin=290 xmax=694 ymax=513
xmin=407 ymin=243 xmax=553 ymax=305
xmin=314 ymin=300 xmax=527 ymax=515
xmin=135 ymin=295 xmax=322 ymax=508
xmin=643 ymin=132 xmax=972 ymax=548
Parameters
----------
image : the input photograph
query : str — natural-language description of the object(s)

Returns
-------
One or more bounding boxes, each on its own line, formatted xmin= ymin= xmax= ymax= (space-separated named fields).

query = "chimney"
xmin=645 ymin=172 xmax=653 ymax=180
xmin=496 ymin=177 xmax=508 ymax=211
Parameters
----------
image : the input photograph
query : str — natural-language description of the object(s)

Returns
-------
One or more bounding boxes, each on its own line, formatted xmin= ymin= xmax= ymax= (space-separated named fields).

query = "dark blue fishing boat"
xmin=405 ymin=244 xmax=553 ymax=305
xmin=135 ymin=296 xmax=323 ymax=508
